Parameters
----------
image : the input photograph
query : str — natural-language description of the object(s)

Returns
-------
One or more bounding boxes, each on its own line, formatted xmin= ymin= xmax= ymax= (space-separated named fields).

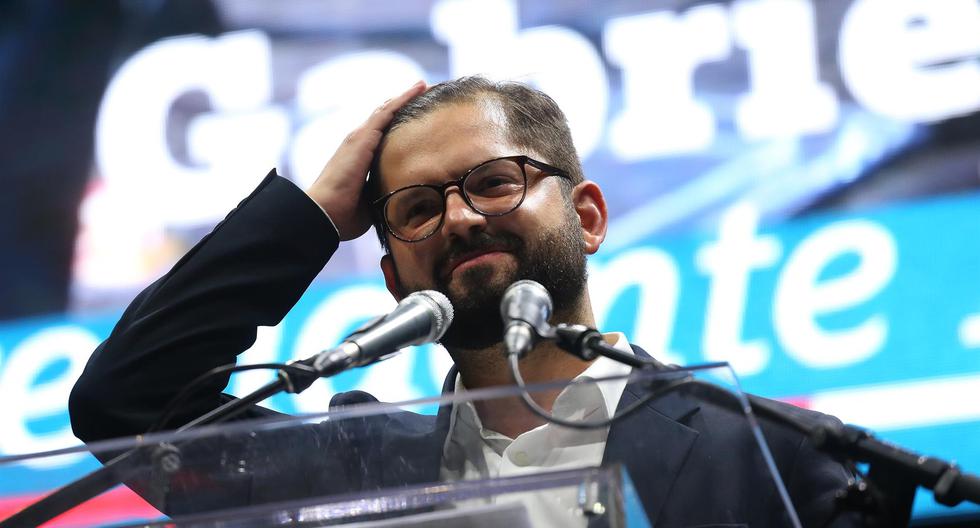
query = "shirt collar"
xmin=572 ymin=332 xmax=633 ymax=419
xmin=448 ymin=332 xmax=634 ymax=438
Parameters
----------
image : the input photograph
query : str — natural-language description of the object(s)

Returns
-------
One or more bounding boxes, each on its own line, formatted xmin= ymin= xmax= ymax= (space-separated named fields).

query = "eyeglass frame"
xmin=371 ymin=154 xmax=571 ymax=243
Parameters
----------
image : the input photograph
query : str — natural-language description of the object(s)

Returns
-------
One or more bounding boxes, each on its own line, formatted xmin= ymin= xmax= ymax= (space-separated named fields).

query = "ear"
xmin=571 ymin=181 xmax=607 ymax=255
xmin=380 ymin=255 xmax=404 ymax=302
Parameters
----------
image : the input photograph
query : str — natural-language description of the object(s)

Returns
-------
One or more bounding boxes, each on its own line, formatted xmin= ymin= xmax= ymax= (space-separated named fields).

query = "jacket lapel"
xmin=601 ymin=345 xmax=702 ymax=524
xmin=379 ymin=365 xmax=458 ymax=487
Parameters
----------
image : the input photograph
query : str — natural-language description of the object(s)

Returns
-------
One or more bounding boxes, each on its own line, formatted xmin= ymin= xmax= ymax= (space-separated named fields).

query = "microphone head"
xmin=501 ymin=280 xmax=552 ymax=328
xmin=405 ymin=290 xmax=455 ymax=342
xmin=500 ymin=280 xmax=553 ymax=357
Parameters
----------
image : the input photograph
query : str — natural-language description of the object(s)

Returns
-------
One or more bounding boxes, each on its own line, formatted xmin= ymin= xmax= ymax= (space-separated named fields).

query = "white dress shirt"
xmin=439 ymin=333 xmax=634 ymax=526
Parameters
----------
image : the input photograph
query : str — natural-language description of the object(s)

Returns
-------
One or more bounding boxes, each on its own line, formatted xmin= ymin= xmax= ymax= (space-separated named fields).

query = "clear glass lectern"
xmin=0 ymin=364 xmax=800 ymax=527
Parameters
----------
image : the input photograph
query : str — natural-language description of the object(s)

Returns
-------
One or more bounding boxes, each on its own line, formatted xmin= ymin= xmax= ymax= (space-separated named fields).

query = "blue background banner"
xmin=2 ymin=191 xmax=978 ymax=519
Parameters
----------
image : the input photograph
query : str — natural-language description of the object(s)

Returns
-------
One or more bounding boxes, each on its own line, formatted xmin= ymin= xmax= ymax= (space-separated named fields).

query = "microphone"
xmin=305 ymin=290 xmax=454 ymax=378
xmin=500 ymin=280 xmax=553 ymax=357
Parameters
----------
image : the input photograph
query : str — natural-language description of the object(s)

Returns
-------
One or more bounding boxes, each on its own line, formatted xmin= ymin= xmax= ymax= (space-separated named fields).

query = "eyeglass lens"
xmin=385 ymin=158 xmax=527 ymax=241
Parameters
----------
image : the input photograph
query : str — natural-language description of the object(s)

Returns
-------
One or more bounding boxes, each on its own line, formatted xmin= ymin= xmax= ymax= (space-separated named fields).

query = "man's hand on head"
xmin=306 ymin=80 xmax=427 ymax=241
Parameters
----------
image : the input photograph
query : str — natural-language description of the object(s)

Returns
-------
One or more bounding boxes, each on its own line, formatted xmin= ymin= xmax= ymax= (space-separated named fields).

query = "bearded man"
xmin=70 ymin=77 xmax=859 ymax=527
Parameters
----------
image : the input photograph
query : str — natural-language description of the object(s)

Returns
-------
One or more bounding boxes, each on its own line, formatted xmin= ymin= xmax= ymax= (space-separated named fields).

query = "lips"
xmin=435 ymin=233 xmax=524 ymax=281
xmin=442 ymin=248 xmax=510 ymax=277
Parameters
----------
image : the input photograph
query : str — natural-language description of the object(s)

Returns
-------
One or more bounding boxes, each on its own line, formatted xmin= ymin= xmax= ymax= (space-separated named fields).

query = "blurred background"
xmin=0 ymin=0 xmax=978 ymax=524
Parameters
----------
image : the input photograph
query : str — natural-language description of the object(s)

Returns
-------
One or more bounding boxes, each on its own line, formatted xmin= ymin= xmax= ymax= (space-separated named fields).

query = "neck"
xmin=445 ymin=293 xmax=599 ymax=438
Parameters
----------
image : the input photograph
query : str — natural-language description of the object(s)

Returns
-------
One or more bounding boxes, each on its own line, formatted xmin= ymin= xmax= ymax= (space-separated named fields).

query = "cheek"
xmin=390 ymin=246 xmax=436 ymax=281
xmin=520 ymin=187 xmax=552 ymax=210
xmin=506 ymin=198 xmax=566 ymax=235
xmin=519 ymin=182 xmax=571 ymax=222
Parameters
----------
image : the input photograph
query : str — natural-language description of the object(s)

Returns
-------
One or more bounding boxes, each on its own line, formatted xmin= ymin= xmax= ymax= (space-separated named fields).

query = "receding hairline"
xmin=374 ymin=95 xmax=532 ymax=193
xmin=389 ymin=89 xmax=506 ymax=132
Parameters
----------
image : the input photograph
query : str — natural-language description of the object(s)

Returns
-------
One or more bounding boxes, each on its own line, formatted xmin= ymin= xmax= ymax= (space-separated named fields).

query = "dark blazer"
xmin=69 ymin=172 xmax=859 ymax=527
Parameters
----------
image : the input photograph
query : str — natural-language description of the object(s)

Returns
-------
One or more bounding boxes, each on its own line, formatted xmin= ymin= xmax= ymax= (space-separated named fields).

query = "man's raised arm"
xmin=68 ymin=81 xmax=427 ymax=442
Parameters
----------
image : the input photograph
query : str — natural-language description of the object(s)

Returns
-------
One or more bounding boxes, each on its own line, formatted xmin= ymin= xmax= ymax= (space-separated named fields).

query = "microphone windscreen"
xmin=406 ymin=290 xmax=454 ymax=341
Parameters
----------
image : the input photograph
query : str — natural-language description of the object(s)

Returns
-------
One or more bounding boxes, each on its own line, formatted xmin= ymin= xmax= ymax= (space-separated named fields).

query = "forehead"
xmin=377 ymin=100 xmax=519 ymax=194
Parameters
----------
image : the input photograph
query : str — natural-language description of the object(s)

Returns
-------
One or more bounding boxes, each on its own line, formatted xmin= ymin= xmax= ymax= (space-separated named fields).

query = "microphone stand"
xmin=551 ymin=324 xmax=653 ymax=369
xmin=550 ymin=324 xmax=980 ymax=527
xmin=0 ymin=354 xmax=349 ymax=528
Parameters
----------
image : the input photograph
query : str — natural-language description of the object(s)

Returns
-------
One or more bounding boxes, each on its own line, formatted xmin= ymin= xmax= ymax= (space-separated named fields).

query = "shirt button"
xmin=513 ymin=451 xmax=530 ymax=466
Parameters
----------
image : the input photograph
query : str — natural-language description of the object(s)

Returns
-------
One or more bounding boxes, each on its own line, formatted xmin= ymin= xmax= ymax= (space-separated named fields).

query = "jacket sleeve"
xmin=69 ymin=170 xmax=341 ymax=442
xmin=787 ymin=432 xmax=863 ymax=527
xmin=756 ymin=400 xmax=863 ymax=527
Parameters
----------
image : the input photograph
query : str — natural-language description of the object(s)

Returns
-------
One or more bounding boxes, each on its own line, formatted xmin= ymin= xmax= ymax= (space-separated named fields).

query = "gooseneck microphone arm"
xmin=552 ymin=323 xmax=980 ymax=523
xmin=185 ymin=290 xmax=453 ymax=426
xmin=166 ymin=289 xmax=454 ymax=431
xmin=551 ymin=323 xmax=658 ymax=370
xmin=552 ymin=320 xmax=980 ymax=520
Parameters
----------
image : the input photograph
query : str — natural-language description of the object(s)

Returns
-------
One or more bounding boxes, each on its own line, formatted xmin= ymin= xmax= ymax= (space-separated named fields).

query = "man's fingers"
xmin=339 ymin=126 xmax=383 ymax=157
xmin=306 ymin=79 xmax=426 ymax=239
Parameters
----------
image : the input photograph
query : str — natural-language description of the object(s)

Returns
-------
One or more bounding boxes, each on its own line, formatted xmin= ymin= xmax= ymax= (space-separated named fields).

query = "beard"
xmin=392 ymin=217 xmax=588 ymax=352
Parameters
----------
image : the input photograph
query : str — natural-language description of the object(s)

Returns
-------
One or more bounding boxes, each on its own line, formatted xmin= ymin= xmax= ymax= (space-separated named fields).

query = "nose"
xmin=440 ymin=189 xmax=487 ymax=240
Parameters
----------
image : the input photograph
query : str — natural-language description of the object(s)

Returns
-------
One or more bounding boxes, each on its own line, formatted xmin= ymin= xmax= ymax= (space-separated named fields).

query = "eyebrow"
xmin=388 ymin=154 xmax=519 ymax=190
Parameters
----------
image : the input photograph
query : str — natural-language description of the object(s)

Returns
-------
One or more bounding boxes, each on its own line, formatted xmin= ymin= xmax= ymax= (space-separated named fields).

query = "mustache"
xmin=435 ymin=232 xmax=524 ymax=279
